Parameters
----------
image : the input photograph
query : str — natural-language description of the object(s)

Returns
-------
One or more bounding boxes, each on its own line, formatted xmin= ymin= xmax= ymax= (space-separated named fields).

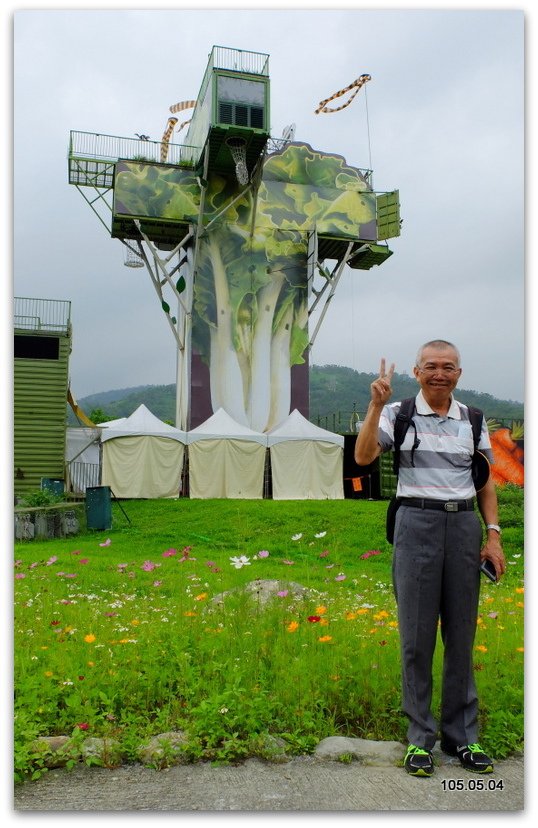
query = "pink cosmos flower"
xmin=15 ymin=573 xmax=25 ymax=579
xmin=360 ymin=550 xmax=382 ymax=560
xmin=282 ymin=560 xmax=295 ymax=566
xmin=79 ymin=558 xmax=89 ymax=565
xmin=99 ymin=539 xmax=112 ymax=547
xmin=141 ymin=561 xmax=157 ymax=571
xmin=257 ymin=550 xmax=270 ymax=558
xmin=277 ymin=590 xmax=288 ymax=598
xmin=162 ymin=549 xmax=177 ymax=557
xmin=335 ymin=573 xmax=346 ymax=581
xmin=46 ymin=556 xmax=58 ymax=566
xmin=319 ymin=550 xmax=330 ymax=558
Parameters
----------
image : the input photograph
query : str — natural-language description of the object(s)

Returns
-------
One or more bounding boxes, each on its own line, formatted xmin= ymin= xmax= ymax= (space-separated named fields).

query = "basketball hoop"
xmin=124 ymin=243 xmax=144 ymax=268
xmin=226 ymin=136 xmax=249 ymax=186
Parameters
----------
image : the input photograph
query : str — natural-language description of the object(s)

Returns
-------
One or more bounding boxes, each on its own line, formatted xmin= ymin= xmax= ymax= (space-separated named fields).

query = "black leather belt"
xmin=400 ymin=497 xmax=475 ymax=512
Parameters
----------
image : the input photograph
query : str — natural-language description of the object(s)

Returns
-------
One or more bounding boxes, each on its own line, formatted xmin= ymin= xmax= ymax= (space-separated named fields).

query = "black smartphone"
xmin=480 ymin=559 xmax=498 ymax=582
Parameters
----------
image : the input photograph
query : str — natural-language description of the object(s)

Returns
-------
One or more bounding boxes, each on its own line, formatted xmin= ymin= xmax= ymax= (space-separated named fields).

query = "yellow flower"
xmin=516 ymin=647 xmax=524 ymax=653
xmin=483 ymin=596 xmax=495 ymax=603
xmin=84 ymin=634 xmax=96 ymax=643
xmin=516 ymin=602 xmax=524 ymax=608
xmin=345 ymin=612 xmax=357 ymax=621
xmin=44 ymin=670 xmax=53 ymax=678
xmin=357 ymin=608 xmax=369 ymax=615
xmin=287 ymin=621 xmax=299 ymax=633
xmin=131 ymin=619 xmax=140 ymax=626
xmin=195 ymin=593 xmax=208 ymax=601
xmin=87 ymin=661 xmax=95 ymax=667
xmin=515 ymin=587 xmax=524 ymax=594
xmin=476 ymin=617 xmax=484 ymax=625
xmin=475 ymin=645 xmax=488 ymax=653
xmin=318 ymin=635 xmax=332 ymax=642
xmin=316 ymin=606 xmax=327 ymax=615
xmin=183 ymin=611 xmax=197 ymax=617
xmin=373 ymin=610 xmax=389 ymax=620
xmin=388 ymin=621 xmax=398 ymax=628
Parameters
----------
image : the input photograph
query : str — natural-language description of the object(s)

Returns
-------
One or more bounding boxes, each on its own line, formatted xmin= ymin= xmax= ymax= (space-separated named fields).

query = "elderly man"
xmin=355 ymin=339 xmax=505 ymax=777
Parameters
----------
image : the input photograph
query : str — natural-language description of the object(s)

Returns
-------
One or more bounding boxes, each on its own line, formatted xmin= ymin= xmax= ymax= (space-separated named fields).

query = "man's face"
xmin=413 ymin=345 xmax=462 ymax=398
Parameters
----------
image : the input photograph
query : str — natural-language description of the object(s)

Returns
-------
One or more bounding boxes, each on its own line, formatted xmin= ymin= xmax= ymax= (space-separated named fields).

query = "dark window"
xmin=14 ymin=335 xmax=60 ymax=360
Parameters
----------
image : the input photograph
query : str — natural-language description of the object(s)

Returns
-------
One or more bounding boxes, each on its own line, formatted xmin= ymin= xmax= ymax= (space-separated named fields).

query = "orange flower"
xmin=345 ymin=612 xmax=357 ymax=621
xmin=515 ymin=587 xmax=524 ymax=594
xmin=475 ymin=644 xmax=488 ymax=653
xmin=84 ymin=633 xmax=96 ymax=643
xmin=287 ymin=621 xmax=299 ymax=633
xmin=318 ymin=635 xmax=332 ymax=642
xmin=195 ymin=592 xmax=208 ymax=601
xmin=316 ymin=605 xmax=327 ymax=615
xmin=516 ymin=647 xmax=524 ymax=653
xmin=357 ymin=608 xmax=369 ymax=615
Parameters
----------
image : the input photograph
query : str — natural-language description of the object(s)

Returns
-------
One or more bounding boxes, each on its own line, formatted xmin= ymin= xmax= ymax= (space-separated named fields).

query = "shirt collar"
xmin=415 ymin=389 xmax=461 ymax=419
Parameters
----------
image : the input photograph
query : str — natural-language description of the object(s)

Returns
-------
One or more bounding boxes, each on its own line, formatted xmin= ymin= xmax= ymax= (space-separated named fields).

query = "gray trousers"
xmin=392 ymin=504 xmax=483 ymax=750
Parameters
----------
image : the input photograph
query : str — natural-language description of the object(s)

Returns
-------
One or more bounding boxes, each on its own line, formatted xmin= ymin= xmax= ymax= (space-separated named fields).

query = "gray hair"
xmin=416 ymin=339 xmax=461 ymax=367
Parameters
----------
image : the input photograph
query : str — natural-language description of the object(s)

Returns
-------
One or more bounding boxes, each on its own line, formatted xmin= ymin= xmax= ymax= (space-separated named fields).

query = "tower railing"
xmin=68 ymin=131 xmax=199 ymax=168
xmin=14 ymin=297 xmax=71 ymax=334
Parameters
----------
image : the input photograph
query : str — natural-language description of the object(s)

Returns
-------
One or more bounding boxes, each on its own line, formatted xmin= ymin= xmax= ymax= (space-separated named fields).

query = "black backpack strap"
xmin=466 ymin=405 xmax=484 ymax=451
xmin=392 ymin=397 xmax=419 ymax=475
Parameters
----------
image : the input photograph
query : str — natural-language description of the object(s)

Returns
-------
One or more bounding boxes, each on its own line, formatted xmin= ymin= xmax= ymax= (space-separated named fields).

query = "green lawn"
xmin=14 ymin=487 xmax=524 ymax=778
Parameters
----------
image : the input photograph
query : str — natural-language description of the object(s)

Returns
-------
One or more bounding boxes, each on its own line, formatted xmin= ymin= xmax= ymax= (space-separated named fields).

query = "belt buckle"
xmin=444 ymin=502 xmax=459 ymax=512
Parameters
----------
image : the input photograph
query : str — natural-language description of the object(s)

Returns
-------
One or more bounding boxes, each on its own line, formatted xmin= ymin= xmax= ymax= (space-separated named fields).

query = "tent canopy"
xmin=267 ymin=409 xmax=344 ymax=446
xmin=101 ymin=404 xmax=186 ymax=498
xmin=100 ymin=404 xmax=186 ymax=443
xmin=187 ymin=408 xmax=268 ymax=445
xmin=187 ymin=408 xmax=267 ymax=498
xmin=267 ymin=409 xmax=344 ymax=500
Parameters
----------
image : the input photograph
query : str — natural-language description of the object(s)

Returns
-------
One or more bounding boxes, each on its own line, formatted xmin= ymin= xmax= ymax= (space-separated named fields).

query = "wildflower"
xmin=141 ymin=561 xmax=158 ymax=571
xmin=84 ymin=634 xmax=96 ymax=643
xmin=99 ymin=539 xmax=111 ymax=547
xmin=130 ymin=620 xmax=140 ymax=626
xmin=230 ymin=555 xmax=251 ymax=569
xmin=220 ymin=707 xmax=229 ymax=714
xmin=153 ymin=580 xmax=163 ymax=587
xmin=319 ymin=550 xmax=330 ymax=558
xmin=79 ymin=558 xmax=89 ymax=565
xmin=475 ymin=645 xmax=488 ymax=653
xmin=257 ymin=550 xmax=270 ymax=558
xmin=76 ymin=722 xmax=89 ymax=730
xmin=287 ymin=621 xmax=299 ymax=632
xmin=46 ymin=556 xmax=58 ymax=566
xmin=316 ymin=606 xmax=327 ymax=615
xmin=282 ymin=559 xmax=295 ymax=565
xmin=308 ymin=616 xmax=321 ymax=623
xmin=314 ymin=531 xmax=327 ymax=538
xmin=335 ymin=573 xmax=346 ymax=581
xmin=277 ymin=590 xmax=288 ymax=598
xmin=346 ymin=612 xmax=357 ymax=621
xmin=515 ymin=587 xmax=524 ymax=594
xmin=117 ymin=563 xmax=128 ymax=571
xmin=15 ymin=573 xmax=25 ymax=580
xmin=162 ymin=548 xmax=177 ymax=557
xmin=194 ymin=593 xmax=208 ymax=601
xmin=516 ymin=647 xmax=524 ymax=653
xmin=373 ymin=610 xmax=389 ymax=621
xmin=50 ymin=620 xmax=60 ymax=626
xmin=291 ymin=533 xmax=303 ymax=541
xmin=360 ymin=550 xmax=382 ymax=560
xmin=487 ymin=612 xmax=499 ymax=619
xmin=44 ymin=671 xmax=53 ymax=678
xmin=318 ymin=635 xmax=332 ymax=642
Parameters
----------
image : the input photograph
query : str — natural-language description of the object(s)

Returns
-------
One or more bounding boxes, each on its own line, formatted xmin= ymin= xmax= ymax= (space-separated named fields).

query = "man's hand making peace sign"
xmin=354 ymin=358 xmax=395 ymax=466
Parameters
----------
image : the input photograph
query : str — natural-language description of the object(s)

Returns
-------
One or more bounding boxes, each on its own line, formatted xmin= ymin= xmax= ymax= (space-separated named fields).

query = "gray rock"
xmin=81 ymin=737 xmax=122 ymax=766
xmin=30 ymin=736 xmax=80 ymax=768
xmin=314 ymin=736 xmax=404 ymax=765
xmin=138 ymin=731 xmax=190 ymax=768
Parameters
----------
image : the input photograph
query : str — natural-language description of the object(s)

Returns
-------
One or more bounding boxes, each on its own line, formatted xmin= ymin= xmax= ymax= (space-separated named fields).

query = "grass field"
xmin=14 ymin=486 xmax=524 ymax=779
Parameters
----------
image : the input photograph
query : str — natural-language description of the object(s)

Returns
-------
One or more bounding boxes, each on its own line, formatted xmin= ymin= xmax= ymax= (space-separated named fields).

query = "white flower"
xmin=315 ymin=531 xmax=327 ymax=538
xmin=229 ymin=555 xmax=251 ymax=569
xmin=291 ymin=533 xmax=303 ymax=541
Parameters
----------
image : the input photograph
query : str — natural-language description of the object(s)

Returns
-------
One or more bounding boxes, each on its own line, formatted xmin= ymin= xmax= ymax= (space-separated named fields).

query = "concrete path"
xmin=13 ymin=753 xmax=524 ymax=812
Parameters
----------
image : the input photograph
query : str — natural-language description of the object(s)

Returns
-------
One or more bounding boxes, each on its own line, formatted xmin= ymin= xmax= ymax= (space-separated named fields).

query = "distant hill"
xmin=68 ymin=365 xmax=524 ymax=430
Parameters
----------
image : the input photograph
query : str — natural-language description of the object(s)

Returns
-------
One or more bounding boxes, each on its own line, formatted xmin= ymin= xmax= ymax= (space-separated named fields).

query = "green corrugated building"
xmin=14 ymin=297 xmax=72 ymax=497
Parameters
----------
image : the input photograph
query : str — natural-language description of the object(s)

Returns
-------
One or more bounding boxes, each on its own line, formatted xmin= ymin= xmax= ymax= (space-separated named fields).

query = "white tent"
xmin=101 ymin=404 xmax=187 ymax=498
xmin=267 ymin=409 xmax=344 ymax=500
xmin=187 ymin=408 xmax=268 ymax=499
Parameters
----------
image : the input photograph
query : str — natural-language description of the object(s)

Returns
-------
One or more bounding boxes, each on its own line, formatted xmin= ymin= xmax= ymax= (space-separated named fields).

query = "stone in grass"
xmin=314 ymin=736 xmax=403 ymax=766
xmin=138 ymin=731 xmax=190 ymax=768
xmin=212 ymin=579 xmax=312 ymax=608
xmin=249 ymin=733 xmax=291 ymax=764
xmin=80 ymin=737 xmax=122 ymax=767
xmin=30 ymin=735 xmax=80 ymax=769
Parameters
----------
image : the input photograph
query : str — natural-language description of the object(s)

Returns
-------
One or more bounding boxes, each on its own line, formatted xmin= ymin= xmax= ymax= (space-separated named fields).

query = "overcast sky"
xmin=11 ymin=3 xmax=526 ymax=403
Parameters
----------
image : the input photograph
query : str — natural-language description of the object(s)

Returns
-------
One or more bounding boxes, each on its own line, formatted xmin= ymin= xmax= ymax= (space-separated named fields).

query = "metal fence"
xmin=14 ymin=297 xmax=71 ymax=334
xmin=67 ymin=462 xmax=101 ymax=495
xmin=314 ymin=411 xmax=523 ymax=434
xmin=69 ymin=131 xmax=199 ymax=168
xmin=209 ymin=45 xmax=269 ymax=76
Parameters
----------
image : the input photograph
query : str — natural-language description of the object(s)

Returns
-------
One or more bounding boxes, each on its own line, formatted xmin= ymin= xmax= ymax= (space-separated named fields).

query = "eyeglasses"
xmin=417 ymin=365 xmax=460 ymax=375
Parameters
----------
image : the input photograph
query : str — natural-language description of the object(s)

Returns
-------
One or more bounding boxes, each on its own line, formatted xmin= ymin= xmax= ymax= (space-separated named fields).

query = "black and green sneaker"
xmin=441 ymin=742 xmax=494 ymax=774
xmin=404 ymin=744 xmax=434 ymax=777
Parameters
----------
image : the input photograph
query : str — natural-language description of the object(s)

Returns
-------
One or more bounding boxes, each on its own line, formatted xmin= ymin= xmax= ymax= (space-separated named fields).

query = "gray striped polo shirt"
xmin=378 ymin=390 xmax=493 ymax=500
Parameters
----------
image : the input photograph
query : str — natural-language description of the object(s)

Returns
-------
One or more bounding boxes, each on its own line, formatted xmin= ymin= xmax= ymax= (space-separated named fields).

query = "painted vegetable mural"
xmin=114 ymin=143 xmax=377 ymax=432
xmin=488 ymin=421 xmax=524 ymax=487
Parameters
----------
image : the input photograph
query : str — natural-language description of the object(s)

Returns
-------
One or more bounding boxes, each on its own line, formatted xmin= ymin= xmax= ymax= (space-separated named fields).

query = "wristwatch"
xmin=486 ymin=524 xmax=501 ymax=535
